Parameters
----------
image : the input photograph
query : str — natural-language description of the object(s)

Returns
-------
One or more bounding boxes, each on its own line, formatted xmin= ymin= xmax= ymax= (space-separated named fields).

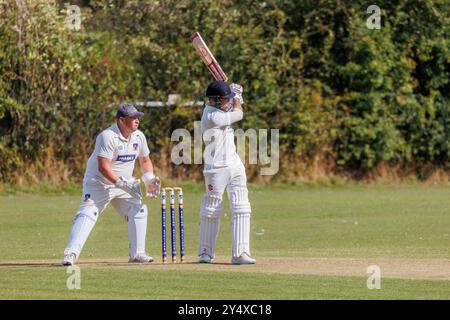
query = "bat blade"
xmin=191 ymin=32 xmax=228 ymax=82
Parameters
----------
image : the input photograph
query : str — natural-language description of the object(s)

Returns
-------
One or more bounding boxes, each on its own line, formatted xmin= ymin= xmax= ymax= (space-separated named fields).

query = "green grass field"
xmin=0 ymin=183 xmax=449 ymax=299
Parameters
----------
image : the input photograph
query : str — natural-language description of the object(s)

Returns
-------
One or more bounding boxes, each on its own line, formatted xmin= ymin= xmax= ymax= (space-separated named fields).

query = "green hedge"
xmin=0 ymin=0 xmax=449 ymax=184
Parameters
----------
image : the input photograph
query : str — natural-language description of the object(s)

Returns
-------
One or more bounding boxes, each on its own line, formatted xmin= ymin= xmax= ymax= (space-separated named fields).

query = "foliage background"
xmin=0 ymin=0 xmax=449 ymax=186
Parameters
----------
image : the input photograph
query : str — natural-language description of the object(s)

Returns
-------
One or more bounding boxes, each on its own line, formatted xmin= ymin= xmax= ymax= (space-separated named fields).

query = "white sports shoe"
xmin=198 ymin=254 xmax=214 ymax=264
xmin=231 ymin=253 xmax=256 ymax=265
xmin=128 ymin=253 xmax=154 ymax=263
xmin=62 ymin=253 xmax=77 ymax=266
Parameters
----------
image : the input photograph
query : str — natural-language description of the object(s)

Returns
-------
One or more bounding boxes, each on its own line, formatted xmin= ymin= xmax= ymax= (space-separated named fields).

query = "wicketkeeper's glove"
xmin=115 ymin=176 xmax=142 ymax=200
xmin=230 ymin=83 xmax=244 ymax=104
xmin=142 ymin=172 xmax=161 ymax=199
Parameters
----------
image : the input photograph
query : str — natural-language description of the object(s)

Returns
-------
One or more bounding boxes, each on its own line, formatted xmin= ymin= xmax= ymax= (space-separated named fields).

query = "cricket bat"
xmin=191 ymin=32 xmax=228 ymax=82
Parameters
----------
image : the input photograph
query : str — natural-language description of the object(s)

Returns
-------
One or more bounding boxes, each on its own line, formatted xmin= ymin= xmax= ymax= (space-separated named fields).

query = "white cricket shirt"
xmin=201 ymin=105 xmax=243 ymax=170
xmin=84 ymin=123 xmax=150 ymax=185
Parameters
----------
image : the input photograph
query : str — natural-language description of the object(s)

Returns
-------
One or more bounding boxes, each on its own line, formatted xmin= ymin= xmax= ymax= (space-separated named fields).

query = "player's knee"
xmin=200 ymin=193 xmax=224 ymax=219
xmin=128 ymin=204 xmax=148 ymax=220
xmin=229 ymin=187 xmax=251 ymax=214
xmin=75 ymin=205 xmax=99 ymax=223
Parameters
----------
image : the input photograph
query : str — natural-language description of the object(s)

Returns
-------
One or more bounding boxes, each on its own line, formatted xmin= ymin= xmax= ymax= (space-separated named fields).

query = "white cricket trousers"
xmin=198 ymin=158 xmax=252 ymax=258
xmin=63 ymin=180 xmax=147 ymax=259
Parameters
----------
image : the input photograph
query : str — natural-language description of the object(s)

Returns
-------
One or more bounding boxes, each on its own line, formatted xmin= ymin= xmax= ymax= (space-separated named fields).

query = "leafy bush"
xmin=0 ymin=0 xmax=448 ymax=184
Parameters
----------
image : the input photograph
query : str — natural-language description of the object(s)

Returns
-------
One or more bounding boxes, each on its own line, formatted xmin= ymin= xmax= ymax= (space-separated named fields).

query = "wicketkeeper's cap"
xmin=116 ymin=103 xmax=144 ymax=118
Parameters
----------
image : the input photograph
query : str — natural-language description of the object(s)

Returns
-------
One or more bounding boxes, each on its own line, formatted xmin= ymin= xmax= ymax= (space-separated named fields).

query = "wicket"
xmin=161 ymin=187 xmax=185 ymax=263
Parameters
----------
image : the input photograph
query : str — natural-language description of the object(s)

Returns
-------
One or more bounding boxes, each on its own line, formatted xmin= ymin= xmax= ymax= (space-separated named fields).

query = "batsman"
xmin=198 ymin=80 xmax=256 ymax=265
xmin=62 ymin=103 xmax=161 ymax=266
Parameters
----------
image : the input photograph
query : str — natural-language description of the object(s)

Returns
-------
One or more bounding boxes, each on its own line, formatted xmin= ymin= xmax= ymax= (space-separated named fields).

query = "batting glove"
xmin=230 ymin=83 xmax=244 ymax=104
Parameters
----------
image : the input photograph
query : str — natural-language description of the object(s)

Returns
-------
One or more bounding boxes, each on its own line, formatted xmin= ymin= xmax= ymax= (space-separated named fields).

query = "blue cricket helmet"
xmin=205 ymin=81 xmax=235 ymax=99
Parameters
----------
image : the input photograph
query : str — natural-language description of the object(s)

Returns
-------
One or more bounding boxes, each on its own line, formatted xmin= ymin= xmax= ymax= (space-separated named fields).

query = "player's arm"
xmin=233 ymin=97 xmax=243 ymax=112
xmin=138 ymin=155 xmax=154 ymax=174
xmin=95 ymin=133 xmax=142 ymax=199
xmin=98 ymin=156 xmax=119 ymax=184
xmin=138 ymin=155 xmax=161 ymax=198
xmin=95 ymin=131 xmax=119 ymax=184
xmin=210 ymin=106 xmax=243 ymax=127
xmin=98 ymin=156 xmax=142 ymax=199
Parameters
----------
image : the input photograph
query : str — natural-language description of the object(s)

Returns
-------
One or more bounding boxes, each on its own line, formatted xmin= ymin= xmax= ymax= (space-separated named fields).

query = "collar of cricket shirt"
xmin=112 ymin=123 xmax=135 ymax=142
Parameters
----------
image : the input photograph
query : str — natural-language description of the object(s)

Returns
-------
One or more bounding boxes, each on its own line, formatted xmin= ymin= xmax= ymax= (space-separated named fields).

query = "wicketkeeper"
xmin=62 ymin=103 xmax=161 ymax=266
xmin=198 ymin=80 xmax=256 ymax=265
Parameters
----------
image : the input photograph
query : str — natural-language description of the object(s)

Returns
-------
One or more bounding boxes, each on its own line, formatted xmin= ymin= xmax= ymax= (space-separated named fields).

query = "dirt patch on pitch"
xmin=169 ymin=257 xmax=450 ymax=280
xmin=213 ymin=257 xmax=450 ymax=280
xmin=1 ymin=256 xmax=448 ymax=280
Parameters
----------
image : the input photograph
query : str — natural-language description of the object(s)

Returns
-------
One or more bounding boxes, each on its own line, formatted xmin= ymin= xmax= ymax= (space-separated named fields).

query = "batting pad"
xmin=64 ymin=206 xmax=99 ymax=258
xmin=127 ymin=204 xmax=148 ymax=257
xmin=231 ymin=212 xmax=251 ymax=258
xmin=228 ymin=187 xmax=251 ymax=214
xmin=200 ymin=193 xmax=224 ymax=219
xmin=198 ymin=215 xmax=221 ymax=258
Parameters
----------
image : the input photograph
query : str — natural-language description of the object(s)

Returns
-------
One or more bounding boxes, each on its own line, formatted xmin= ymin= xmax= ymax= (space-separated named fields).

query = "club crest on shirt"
xmin=208 ymin=184 xmax=214 ymax=191
xmin=133 ymin=143 xmax=138 ymax=150
xmin=84 ymin=194 xmax=91 ymax=202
